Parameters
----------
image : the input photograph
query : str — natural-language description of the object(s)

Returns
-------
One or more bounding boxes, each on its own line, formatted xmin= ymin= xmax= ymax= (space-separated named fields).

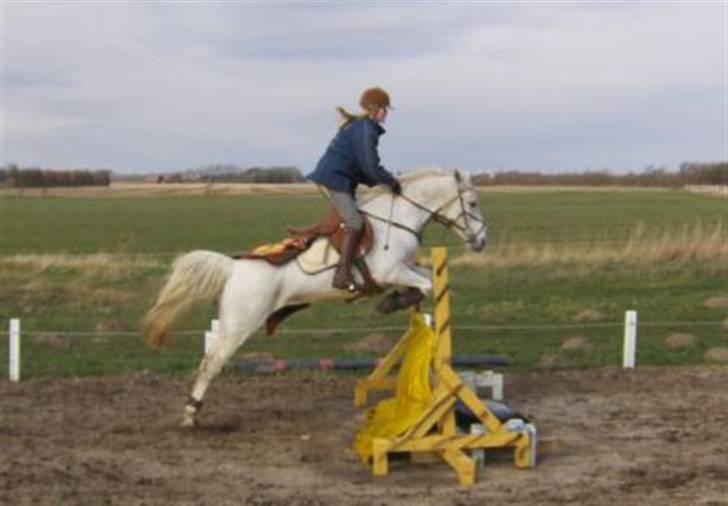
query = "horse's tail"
xmin=142 ymin=250 xmax=234 ymax=349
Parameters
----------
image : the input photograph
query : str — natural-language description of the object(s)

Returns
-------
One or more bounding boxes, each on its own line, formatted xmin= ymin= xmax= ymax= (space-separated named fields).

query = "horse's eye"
xmin=469 ymin=201 xmax=477 ymax=208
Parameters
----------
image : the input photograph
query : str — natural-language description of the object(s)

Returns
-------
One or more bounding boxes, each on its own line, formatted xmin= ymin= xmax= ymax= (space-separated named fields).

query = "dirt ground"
xmin=1 ymin=366 xmax=726 ymax=506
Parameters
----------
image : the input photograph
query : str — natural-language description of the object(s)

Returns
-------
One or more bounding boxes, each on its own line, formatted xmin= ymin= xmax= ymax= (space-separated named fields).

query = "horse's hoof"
xmin=181 ymin=403 xmax=199 ymax=428
xmin=376 ymin=288 xmax=425 ymax=314
xmin=376 ymin=292 xmax=400 ymax=314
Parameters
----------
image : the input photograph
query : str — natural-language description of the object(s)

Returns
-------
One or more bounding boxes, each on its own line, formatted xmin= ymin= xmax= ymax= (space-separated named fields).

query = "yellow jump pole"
xmin=431 ymin=247 xmax=456 ymax=437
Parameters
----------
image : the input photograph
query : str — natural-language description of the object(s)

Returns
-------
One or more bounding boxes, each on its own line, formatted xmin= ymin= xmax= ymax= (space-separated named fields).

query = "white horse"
xmin=142 ymin=168 xmax=487 ymax=427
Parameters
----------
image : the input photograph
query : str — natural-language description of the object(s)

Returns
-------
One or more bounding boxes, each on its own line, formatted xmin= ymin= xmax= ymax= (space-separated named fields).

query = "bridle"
xmin=361 ymin=175 xmax=487 ymax=245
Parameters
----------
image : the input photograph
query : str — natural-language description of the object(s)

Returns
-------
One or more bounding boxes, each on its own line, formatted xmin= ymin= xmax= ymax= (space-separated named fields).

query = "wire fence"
xmin=2 ymin=239 xmax=722 ymax=256
xmin=1 ymin=317 xmax=725 ymax=380
xmin=0 ymin=319 xmax=723 ymax=337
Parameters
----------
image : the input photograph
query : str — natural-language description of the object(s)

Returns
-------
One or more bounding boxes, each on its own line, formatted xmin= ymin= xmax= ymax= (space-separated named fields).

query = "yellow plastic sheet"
xmin=353 ymin=312 xmax=435 ymax=464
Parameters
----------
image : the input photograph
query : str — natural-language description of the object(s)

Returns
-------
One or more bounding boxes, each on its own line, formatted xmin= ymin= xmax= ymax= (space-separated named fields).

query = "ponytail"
xmin=336 ymin=106 xmax=366 ymax=129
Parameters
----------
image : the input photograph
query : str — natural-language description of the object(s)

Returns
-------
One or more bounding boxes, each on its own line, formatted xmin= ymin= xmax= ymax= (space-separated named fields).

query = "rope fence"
xmin=0 ymin=319 xmax=722 ymax=338
xmin=2 ymin=232 xmax=724 ymax=261
xmin=3 ymin=314 xmax=726 ymax=381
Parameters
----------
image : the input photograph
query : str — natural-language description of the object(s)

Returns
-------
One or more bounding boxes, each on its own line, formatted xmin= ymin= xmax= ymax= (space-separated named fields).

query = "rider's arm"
xmin=352 ymin=120 xmax=396 ymax=186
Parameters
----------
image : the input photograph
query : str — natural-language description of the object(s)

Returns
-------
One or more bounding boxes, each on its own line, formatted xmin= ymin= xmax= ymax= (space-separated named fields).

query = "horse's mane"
xmin=358 ymin=167 xmax=451 ymax=204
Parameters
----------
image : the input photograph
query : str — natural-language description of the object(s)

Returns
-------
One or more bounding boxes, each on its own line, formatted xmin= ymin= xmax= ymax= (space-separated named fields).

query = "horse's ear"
xmin=454 ymin=170 xmax=462 ymax=182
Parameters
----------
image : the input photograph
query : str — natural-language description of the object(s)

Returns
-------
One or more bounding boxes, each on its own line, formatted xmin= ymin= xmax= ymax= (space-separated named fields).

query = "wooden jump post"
xmin=355 ymin=247 xmax=536 ymax=487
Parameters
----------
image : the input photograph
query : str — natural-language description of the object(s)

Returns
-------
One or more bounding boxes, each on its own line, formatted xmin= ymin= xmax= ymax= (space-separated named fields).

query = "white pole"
xmin=204 ymin=331 xmax=214 ymax=355
xmin=623 ymin=310 xmax=638 ymax=368
xmin=204 ymin=319 xmax=221 ymax=355
xmin=423 ymin=314 xmax=433 ymax=328
xmin=491 ymin=373 xmax=504 ymax=401
xmin=9 ymin=318 xmax=20 ymax=382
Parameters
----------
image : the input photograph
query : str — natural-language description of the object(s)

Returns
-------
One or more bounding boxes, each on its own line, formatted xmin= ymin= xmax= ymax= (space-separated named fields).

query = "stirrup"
xmin=332 ymin=270 xmax=357 ymax=292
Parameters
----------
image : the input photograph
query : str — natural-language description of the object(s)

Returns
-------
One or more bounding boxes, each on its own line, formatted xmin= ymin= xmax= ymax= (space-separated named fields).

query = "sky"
xmin=1 ymin=1 xmax=726 ymax=174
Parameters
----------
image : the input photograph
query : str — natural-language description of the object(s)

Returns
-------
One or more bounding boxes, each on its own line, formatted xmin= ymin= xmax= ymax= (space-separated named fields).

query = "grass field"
xmin=0 ymin=185 xmax=726 ymax=377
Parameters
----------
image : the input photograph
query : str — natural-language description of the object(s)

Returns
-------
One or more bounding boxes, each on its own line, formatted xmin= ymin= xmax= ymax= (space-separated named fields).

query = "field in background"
xmin=0 ymin=186 xmax=725 ymax=377
xmin=0 ymin=181 xmax=680 ymax=199
xmin=0 ymin=182 xmax=319 ymax=198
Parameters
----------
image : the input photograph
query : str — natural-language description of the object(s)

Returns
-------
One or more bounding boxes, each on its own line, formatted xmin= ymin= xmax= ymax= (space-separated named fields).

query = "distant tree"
xmin=5 ymin=167 xmax=111 ymax=187
xmin=470 ymin=161 xmax=727 ymax=187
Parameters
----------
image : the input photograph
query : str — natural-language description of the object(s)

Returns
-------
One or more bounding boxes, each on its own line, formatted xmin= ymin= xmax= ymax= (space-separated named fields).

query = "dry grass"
xmin=0 ymin=254 xmax=163 ymax=307
xmin=0 ymin=182 xmax=682 ymax=199
xmin=1 ymin=253 xmax=162 ymax=277
xmin=0 ymin=183 xmax=319 ymax=198
xmin=453 ymin=222 xmax=727 ymax=269
xmin=475 ymin=185 xmax=673 ymax=194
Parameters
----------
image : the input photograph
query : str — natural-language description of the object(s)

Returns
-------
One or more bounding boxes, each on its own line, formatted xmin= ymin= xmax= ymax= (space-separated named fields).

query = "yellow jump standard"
xmin=354 ymin=247 xmax=536 ymax=487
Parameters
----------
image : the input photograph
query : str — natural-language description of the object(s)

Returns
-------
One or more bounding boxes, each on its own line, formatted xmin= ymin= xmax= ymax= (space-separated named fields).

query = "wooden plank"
xmin=439 ymin=365 xmax=503 ymax=433
xmin=372 ymin=438 xmax=393 ymax=476
xmin=442 ymin=449 xmax=476 ymax=487
xmin=389 ymin=432 xmax=524 ymax=453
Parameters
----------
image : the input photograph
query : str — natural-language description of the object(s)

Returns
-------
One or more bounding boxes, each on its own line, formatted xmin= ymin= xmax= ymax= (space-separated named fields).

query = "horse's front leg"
xmin=375 ymin=262 xmax=432 ymax=314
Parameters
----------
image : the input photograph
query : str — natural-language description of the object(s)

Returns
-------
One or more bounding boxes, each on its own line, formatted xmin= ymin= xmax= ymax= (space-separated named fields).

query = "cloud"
xmin=1 ymin=2 xmax=724 ymax=173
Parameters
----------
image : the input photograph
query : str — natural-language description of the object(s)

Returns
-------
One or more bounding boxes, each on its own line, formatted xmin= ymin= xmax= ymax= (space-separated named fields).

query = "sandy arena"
xmin=1 ymin=366 xmax=726 ymax=505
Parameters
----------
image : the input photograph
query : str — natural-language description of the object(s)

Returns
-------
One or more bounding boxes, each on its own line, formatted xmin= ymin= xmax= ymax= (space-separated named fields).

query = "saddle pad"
xmin=296 ymin=237 xmax=340 ymax=274
xmin=234 ymin=237 xmax=307 ymax=266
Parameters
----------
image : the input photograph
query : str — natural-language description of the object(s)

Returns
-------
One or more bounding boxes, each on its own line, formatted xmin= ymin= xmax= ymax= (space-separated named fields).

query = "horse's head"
xmin=400 ymin=169 xmax=488 ymax=252
xmin=440 ymin=170 xmax=487 ymax=251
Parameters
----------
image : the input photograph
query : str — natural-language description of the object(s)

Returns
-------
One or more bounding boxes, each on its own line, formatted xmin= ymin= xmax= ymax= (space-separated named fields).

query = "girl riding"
xmin=307 ymin=87 xmax=401 ymax=292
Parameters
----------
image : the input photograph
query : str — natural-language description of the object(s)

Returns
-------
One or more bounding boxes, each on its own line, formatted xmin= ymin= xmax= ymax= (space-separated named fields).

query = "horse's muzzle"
xmin=471 ymin=236 xmax=487 ymax=252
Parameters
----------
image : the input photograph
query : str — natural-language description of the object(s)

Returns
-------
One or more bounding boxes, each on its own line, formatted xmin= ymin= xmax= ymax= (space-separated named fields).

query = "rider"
xmin=307 ymin=87 xmax=402 ymax=292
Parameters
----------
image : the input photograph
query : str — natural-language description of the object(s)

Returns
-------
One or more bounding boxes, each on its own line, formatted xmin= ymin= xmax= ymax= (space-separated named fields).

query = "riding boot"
xmin=332 ymin=226 xmax=364 ymax=292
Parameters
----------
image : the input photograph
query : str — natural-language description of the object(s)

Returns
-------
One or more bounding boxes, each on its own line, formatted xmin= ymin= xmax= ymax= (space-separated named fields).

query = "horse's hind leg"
xmin=182 ymin=298 xmax=271 ymax=428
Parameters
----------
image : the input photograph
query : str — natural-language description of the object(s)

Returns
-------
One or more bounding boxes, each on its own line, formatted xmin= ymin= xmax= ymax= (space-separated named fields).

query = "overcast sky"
xmin=1 ymin=1 xmax=725 ymax=174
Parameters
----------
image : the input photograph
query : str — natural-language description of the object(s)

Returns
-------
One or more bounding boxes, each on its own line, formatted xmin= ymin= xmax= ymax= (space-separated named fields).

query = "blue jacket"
xmin=307 ymin=117 xmax=396 ymax=195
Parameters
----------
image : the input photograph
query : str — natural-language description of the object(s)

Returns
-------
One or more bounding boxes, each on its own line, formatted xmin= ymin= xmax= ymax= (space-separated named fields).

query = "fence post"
xmin=623 ymin=310 xmax=638 ymax=369
xmin=205 ymin=319 xmax=221 ymax=355
xmin=9 ymin=318 xmax=20 ymax=382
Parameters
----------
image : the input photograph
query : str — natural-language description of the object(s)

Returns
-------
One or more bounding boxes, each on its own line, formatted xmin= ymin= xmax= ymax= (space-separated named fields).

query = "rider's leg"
xmin=329 ymin=190 xmax=364 ymax=291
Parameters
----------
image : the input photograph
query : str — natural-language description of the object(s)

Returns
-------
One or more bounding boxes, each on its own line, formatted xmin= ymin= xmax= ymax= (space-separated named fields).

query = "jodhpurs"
xmin=321 ymin=187 xmax=364 ymax=232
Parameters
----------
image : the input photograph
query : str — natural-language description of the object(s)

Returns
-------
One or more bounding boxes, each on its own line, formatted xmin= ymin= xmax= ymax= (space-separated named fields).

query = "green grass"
xmin=0 ymin=188 xmax=725 ymax=377
xmin=1 ymin=190 xmax=724 ymax=254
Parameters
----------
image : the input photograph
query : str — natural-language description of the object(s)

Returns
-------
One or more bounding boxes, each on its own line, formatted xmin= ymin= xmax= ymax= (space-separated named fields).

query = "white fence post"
xmin=204 ymin=331 xmax=214 ymax=354
xmin=205 ymin=319 xmax=221 ymax=355
xmin=474 ymin=370 xmax=505 ymax=401
xmin=9 ymin=318 xmax=20 ymax=382
xmin=623 ymin=310 xmax=638 ymax=369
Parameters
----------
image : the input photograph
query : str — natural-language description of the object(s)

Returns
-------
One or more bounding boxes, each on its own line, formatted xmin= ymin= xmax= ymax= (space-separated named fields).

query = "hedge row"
xmin=0 ymin=167 xmax=111 ymax=187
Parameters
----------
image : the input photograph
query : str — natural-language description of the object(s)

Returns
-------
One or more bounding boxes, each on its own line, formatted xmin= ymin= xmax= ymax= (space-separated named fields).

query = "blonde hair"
xmin=336 ymin=106 xmax=368 ymax=129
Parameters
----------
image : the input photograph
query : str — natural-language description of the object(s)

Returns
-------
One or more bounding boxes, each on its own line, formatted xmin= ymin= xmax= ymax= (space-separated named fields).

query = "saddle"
xmin=287 ymin=208 xmax=375 ymax=258
xmin=233 ymin=208 xmax=378 ymax=291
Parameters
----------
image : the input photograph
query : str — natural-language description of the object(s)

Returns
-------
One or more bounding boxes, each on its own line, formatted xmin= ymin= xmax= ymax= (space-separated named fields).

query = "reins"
xmin=360 ymin=175 xmax=486 ymax=247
